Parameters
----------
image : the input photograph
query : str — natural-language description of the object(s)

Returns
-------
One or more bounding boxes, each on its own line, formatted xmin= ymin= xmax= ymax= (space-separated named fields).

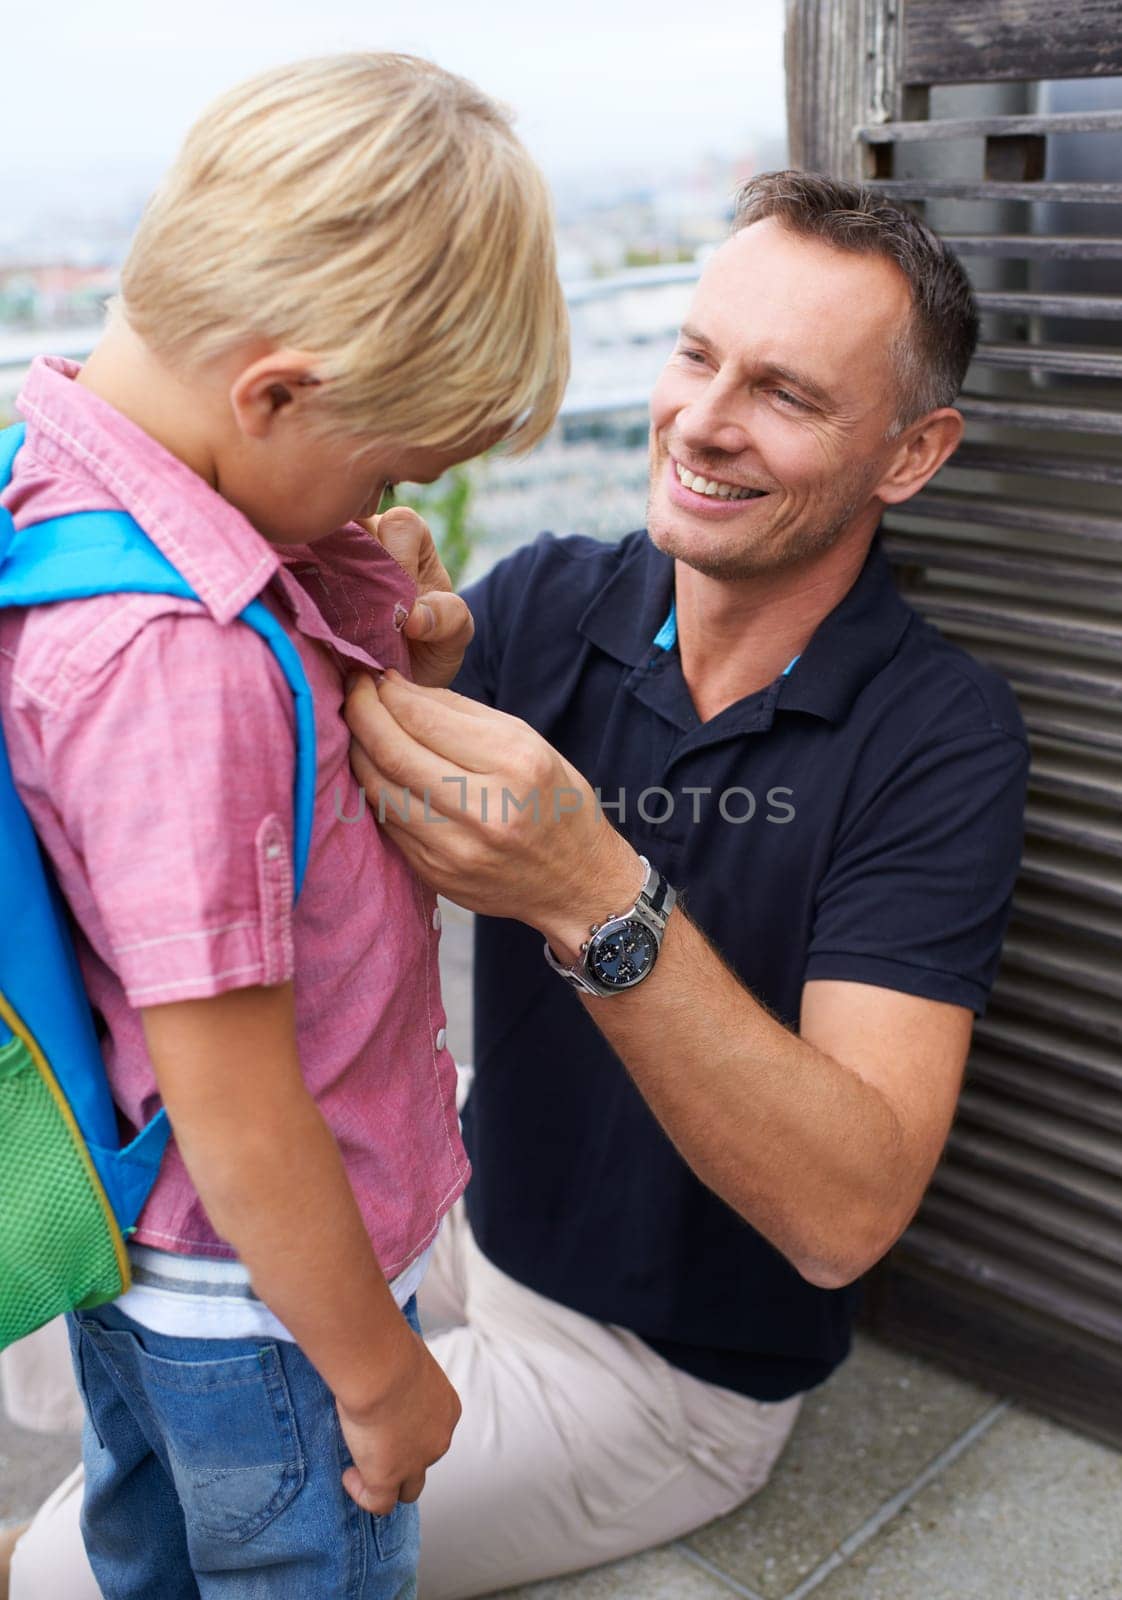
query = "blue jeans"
xmin=66 ymin=1299 xmax=421 ymax=1600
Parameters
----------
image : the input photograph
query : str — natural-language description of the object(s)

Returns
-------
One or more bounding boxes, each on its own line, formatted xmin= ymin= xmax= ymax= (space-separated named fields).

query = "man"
xmin=343 ymin=171 xmax=1029 ymax=1599
xmin=5 ymin=173 xmax=1028 ymax=1600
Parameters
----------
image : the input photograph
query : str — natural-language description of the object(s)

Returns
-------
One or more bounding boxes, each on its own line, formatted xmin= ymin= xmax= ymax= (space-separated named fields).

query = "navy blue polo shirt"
xmin=453 ymin=530 xmax=1029 ymax=1400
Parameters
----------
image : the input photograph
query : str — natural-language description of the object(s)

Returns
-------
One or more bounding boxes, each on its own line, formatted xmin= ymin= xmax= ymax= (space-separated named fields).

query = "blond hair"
xmin=120 ymin=54 xmax=569 ymax=453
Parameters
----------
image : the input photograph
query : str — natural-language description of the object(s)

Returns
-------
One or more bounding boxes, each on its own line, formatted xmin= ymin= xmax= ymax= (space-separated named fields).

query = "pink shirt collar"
xmin=17 ymin=356 xmax=279 ymax=625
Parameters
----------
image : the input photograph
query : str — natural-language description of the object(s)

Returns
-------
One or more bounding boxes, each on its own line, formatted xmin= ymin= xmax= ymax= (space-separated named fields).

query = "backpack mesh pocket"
xmin=0 ymin=1023 xmax=126 ymax=1348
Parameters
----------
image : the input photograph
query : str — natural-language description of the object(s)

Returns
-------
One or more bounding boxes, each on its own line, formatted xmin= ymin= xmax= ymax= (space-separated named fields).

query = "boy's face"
xmin=215 ymin=347 xmax=510 ymax=545
xmin=232 ymin=427 xmax=477 ymax=547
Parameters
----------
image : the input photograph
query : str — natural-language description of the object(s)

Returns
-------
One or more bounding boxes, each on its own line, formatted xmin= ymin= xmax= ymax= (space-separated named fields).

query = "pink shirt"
xmin=0 ymin=358 xmax=469 ymax=1274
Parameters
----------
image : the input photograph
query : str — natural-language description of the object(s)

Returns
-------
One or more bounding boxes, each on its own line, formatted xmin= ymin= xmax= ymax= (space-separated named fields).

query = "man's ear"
xmin=875 ymin=407 xmax=964 ymax=507
xmin=228 ymin=349 xmax=323 ymax=441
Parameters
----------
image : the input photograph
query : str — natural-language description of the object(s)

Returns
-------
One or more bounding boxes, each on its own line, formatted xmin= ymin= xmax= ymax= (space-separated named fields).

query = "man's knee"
xmin=7 ymin=1469 xmax=94 ymax=1600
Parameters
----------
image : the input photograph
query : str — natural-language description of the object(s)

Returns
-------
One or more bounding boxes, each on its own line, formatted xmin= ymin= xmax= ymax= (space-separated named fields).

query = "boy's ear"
xmin=874 ymin=407 xmax=964 ymax=507
xmin=228 ymin=349 xmax=323 ymax=440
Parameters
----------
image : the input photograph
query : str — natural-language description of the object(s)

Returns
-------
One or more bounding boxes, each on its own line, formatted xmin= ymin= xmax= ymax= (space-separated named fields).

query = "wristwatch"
xmin=543 ymin=856 xmax=677 ymax=997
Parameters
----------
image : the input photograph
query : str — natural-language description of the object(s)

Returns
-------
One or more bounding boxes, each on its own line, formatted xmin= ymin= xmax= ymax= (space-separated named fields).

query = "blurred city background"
xmin=1 ymin=0 xmax=788 ymax=576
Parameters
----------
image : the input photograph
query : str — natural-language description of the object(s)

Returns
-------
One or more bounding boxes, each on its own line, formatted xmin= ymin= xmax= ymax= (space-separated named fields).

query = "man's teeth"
xmin=675 ymin=463 xmax=764 ymax=500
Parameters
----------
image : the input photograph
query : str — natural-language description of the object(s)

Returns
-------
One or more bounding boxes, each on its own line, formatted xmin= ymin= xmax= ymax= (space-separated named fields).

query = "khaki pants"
xmin=7 ymin=1206 xmax=800 ymax=1599
xmin=0 ymin=1314 xmax=84 ymax=1434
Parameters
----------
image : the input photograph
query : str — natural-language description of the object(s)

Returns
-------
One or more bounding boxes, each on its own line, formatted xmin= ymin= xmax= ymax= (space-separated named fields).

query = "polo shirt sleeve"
xmin=804 ymin=725 xmax=1029 ymax=1014
xmin=39 ymin=609 xmax=297 ymax=1008
xmin=453 ymin=538 xmax=557 ymax=708
xmin=452 ymin=571 xmax=506 ymax=709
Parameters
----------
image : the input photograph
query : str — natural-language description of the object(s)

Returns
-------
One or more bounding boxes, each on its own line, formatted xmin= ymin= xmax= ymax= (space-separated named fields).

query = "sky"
xmin=5 ymin=0 xmax=787 ymax=227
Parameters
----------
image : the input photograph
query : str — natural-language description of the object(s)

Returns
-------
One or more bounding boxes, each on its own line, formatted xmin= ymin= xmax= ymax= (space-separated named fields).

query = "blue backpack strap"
xmin=0 ymin=422 xmax=24 ymax=482
xmin=238 ymin=601 xmax=316 ymax=894
xmin=0 ymin=424 xmax=24 ymax=564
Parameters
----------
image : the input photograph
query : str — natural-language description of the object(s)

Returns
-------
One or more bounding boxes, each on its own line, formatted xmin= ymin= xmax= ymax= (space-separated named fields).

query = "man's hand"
xmin=337 ymin=1327 xmax=462 ymax=1514
xmin=362 ymin=506 xmax=474 ymax=687
xmin=344 ymin=670 xmax=641 ymax=958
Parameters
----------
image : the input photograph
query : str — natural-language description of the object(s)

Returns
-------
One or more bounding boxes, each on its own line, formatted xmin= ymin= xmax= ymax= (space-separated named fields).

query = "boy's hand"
xmin=363 ymin=506 xmax=474 ymax=688
xmin=141 ymin=986 xmax=464 ymax=1522
xmin=336 ymin=1325 xmax=462 ymax=1515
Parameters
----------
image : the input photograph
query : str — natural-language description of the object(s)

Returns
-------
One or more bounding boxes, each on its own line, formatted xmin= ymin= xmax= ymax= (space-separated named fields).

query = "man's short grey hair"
xmin=732 ymin=170 xmax=979 ymax=435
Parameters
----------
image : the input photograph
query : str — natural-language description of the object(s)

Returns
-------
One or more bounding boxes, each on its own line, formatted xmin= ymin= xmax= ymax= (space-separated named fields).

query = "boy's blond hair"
xmin=120 ymin=54 xmax=569 ymax=453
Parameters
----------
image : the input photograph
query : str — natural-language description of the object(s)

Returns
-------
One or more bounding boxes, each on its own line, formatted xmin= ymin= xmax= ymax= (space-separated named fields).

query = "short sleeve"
xmin=805 ymin=727 xmax=1030 ymax=1015
xmin=41 ymin=609 xmax=298 ymax=1007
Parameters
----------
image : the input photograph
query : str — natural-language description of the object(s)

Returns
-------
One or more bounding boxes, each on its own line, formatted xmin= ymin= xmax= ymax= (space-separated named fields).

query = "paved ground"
xmin=3 ymin=901 xmax=1119 ymax=1598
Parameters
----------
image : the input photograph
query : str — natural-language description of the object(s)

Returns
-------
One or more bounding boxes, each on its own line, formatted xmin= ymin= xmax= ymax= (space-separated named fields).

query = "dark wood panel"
xmin=860 ymin=1262 xmax=1122 ymax=1450
xmin=932 ymin=1163 xmax=1122 ymax=1266
xmin=975 ymin=291 xmax=1122 ymax=320
xmin=1010 ymin=889 xmax=1122 ymax=952
xmin=1000 ymin=932 xmax=1122 ymax=1001
xmin=884 ymin=538 xmax=1122 ymax=596
xmin=948 ymin=1120 xmax=1122 ymax=1218
xmin=918 ymin=1194 xmax=1122 ymax=1307
xmin=1028 ymin=746 xmax=1122 ymax=809
xmin=785 ymin=0 xmax=869 ymax=180
xmin=1016 ymin=699 xmax=1122 ymax=753
xmin=893 ymin=489 xmax=1122 ymax=546
xmin=948 ymin=443 xmax=1122 ymax=489
xmin=957 ymin=395 xmax=1122 ymax=435
xmin=859 ymin=109 xmax=1122 ymax=144
xmin=943 ymin=234 xmax=1122 ymax=260
xmin=975 ymin=648 xmax=1122 ymax=708
xmin=972 ymin=646 xmax=1122 ymax=703
xmin=869 ymin=179 xmax=1122 ymax=203
xmin=902 ymin=1223 xmax=1122 ymax=1342
xmin=980 ymin=1008 xmax=1122 ymax=1080
xmin=916 ymin=595 xmax=1122 ymax=651
xmin=958 ymin=1086 xmax=1122 ymax=1171
xmin=799 ymin=0 xmax=1122 ymax=1427
xmin=973 ymin=1023 xmax=1122 ymax=1094
xmin=902 ymin=0 xmax=1122 ymax=87
xmin=972 ymin=342 xmax=1122 ymax=378
xmin=1018 ymin=842 xmax=1122 ymax=910
xmin=1025 ymin=799 xmax=1122 ymax=863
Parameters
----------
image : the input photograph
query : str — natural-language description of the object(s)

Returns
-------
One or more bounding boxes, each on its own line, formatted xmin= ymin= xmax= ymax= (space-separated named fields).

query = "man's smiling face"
xmin=647 ymin=216 xmax=915 ymax=580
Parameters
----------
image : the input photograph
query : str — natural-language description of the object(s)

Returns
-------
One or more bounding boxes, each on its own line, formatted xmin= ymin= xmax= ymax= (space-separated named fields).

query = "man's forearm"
xmin=545 ymin=892 xmax=913 ymax=1288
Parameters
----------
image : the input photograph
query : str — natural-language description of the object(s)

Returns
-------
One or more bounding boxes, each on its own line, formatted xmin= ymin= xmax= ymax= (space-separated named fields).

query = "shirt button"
xmin=432 ymin=905 xmax=442 ymax=931
xmin=435 ymin=1027 xmax=447 ymax=1052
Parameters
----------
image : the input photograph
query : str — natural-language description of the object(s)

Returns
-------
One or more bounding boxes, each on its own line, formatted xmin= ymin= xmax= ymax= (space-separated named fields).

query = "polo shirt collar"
xmin=577 ymin=530 xmax=675 ymax=669
xmin=578 ymin=529 xmax=913 ymax=728
xmin=775 ymin=537 xmax=913 ymax=723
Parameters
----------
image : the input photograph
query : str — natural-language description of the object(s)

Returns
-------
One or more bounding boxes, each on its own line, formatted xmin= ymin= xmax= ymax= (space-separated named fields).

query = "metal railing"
xmin=0 ymin=260 xmax=701 ymax=422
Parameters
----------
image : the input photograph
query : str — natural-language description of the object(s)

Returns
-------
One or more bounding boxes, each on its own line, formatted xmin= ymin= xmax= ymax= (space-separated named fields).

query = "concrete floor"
xmin=3 ymin=901 xmax=1119 ymax=1599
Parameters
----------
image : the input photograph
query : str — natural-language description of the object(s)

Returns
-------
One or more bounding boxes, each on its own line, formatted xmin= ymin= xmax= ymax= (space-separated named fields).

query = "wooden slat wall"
xmin=787 ymin=0 xmax=1122 ymax=1446
xmin=903 ymin=0 xmax=1122 ymax=87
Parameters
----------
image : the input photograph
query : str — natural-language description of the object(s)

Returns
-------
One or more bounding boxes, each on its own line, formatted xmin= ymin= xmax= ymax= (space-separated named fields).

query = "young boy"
xmin=0 ymin=53 xmax=567 ymax=1599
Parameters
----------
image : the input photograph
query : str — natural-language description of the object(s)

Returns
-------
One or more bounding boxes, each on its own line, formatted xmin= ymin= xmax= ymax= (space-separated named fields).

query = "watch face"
xmin=587 ymin=917 xmax=658 ymax=989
